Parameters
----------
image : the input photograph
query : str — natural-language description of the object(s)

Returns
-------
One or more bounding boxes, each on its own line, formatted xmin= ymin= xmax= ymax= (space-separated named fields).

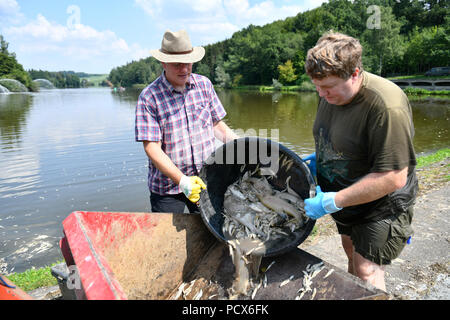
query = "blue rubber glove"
xmin=305 ymin=186 xmax=343 ymax=220
xmin=303 ymin=153 xmax=317 ymax=177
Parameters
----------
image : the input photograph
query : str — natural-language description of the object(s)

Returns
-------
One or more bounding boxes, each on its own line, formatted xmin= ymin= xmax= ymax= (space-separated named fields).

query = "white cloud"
xmin=135 ymin=0 xmax=325 ymax=47
xmin=5 ymin=14 xmax=131 ymax=58
xmin=6 ymin=14 xmax=127 ymax=48
xmin=223 ymin=0 xmax=250 ymax=17
xmin=3 ymin=13 xmax=149 ymax=73
xmin=234 ymin=0 xmax=303 ymax=25
xmin=130 ymin=43 xmax=151 ymax=61
xmin=0 ymin=0 xmax=23 ymax=26
xmin=188 ymin=21 xmax=238 ymax=35
xmin=185 ymin=0 xmax=222 ymax=13
xmin=0 ymin=0 xmax=20 ymax=15
xmin=134 ymin=0 xmax=163 ymax=18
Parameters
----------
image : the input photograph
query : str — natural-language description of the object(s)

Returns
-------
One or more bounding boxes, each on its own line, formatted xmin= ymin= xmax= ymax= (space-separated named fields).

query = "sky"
xmin=0 ymin=0 xmax=326 ymax=74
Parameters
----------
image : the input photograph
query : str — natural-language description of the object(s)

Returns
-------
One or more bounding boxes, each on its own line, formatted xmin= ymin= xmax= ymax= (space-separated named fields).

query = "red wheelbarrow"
xmin=59 ymin=211 xmax=387 ymax=300
xmin=0 ymin=276 xmax=34 ymax=300
xmin=59 ymin=211 xmax=218 ymax=300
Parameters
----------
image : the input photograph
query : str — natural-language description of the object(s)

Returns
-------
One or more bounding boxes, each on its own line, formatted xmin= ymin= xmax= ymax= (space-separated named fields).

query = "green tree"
xmin=1 ymin=35 xmax=10 ymax=55
xmin=361 ymin=6 xmax=404 ymax=76
xmin=292 ymin=50 xmax=306 ymax=76
xmin=278 ymin=60 xmax=298 ymax=85
xmin=215 ymin=65 xmax=231 ymax=88
xmin=0 ymin=35 xmax=36 ymax=91
xmin=232 ymin=74 xmax=243 ymax=88
xmin=422 ymin=0 xmax=449 ymax=29
xmin=194 ymin=62 xmax=211 ymax=79
xmin=403 ymin=26 xmax=450 ymax=74
xmin=107 ymin=56 xmax=162 ymax=88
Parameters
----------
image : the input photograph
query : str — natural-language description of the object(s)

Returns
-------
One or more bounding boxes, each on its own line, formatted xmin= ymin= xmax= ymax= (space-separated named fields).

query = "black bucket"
xmin=198 ymin=137 xmax=316 ymax=257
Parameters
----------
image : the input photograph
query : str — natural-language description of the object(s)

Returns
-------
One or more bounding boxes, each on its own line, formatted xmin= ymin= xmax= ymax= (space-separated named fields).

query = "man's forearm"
xmin=214 ymin=121 xmax=239 ymax=143
xmin=143 ymin=141 xmax=184 ymax=184
xmin=334 ymin=167 xmax=408 ymax=208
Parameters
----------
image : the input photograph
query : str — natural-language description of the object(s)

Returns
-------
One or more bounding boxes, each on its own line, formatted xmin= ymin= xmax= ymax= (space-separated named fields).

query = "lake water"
xmin=0 ymin=88 xmax=449 ymax=274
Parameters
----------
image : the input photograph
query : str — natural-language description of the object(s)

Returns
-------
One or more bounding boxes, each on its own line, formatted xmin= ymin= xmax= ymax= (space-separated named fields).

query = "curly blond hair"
xmin=305 ymin=31 xmax=363 ymax=80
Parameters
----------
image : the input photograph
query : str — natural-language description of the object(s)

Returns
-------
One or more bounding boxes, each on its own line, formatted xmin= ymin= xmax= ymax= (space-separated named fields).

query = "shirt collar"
xmin=161 ymin=71 xmax=196 ymax=94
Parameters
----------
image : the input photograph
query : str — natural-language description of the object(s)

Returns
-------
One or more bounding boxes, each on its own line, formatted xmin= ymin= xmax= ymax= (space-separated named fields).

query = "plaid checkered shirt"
xmin=135 ymin=72 xmax=227 ymax=195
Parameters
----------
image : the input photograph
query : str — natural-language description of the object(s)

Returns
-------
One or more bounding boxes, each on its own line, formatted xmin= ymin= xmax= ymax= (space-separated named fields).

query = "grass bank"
xmin=234 ymin=81 xmax=316 ymax=92
xmin=79 ymin=74 xmax=108 ymax=87
xmin=416 ymin=149 xmax=450 ymax=195
xmin=388 ymin=75 xmax=450 ymax=80
xmin=404 ymin=88 xmax=450 ymax=96
xmin=417 ymin=148 xmax=450 ymax=168
xmin=7 ymin=261 xmax=63 ymax=292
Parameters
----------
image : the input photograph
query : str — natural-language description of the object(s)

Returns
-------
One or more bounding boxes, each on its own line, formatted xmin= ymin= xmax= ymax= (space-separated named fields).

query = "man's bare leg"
xmin=353 ymin=251 xmax=386 ymax=291
xmin=341 ymin=235 xmax=355 ymax=275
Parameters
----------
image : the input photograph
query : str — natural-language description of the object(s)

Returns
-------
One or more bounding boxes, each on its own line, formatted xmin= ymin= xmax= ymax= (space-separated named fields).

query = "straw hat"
xmin=150 ymin=30 xmax=205 ymax=63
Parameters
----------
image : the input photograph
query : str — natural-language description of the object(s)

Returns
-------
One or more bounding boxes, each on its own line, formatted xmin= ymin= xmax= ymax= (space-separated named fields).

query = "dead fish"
xmin=250 ymin=163 xmax=261 ymax=176
xmin=276 ymin=191 xmax=301 ymax=204
xmin=246 ymin=176 xmax=273 ymax=195
xmin=264 ymin=261 xmax=276 ymax=273
xmin=256 ymin=193 xmax=302 ymax=221
xmin=324 ymin=269 xmax=334 ymax=279
xmin=251 ymin=281 xmax=262 ymax=300
xmin=228 ymin=213 xmax=266 ymax=238
xmin=245 ymin=242 xmax=265 ymax=256
xmin=279 ymin=275 xmax=294 ymax=287
xmin=296 ymin=289 xmax=306 ymax=300
xmin=311 ymin=288 xmax=317 ymax=300
xmin=281 ymin=157 xmax=294 ymax=172
xmin=306 ymin=262 xmax=324 ymax=273
xmin=228 ymin=185 xmax=247 ymax=200
xmin=183 ymin=279 xmax=196 ymax=298
xmin=311 ymin=266 xmax=324 ymax=280
xmin=173 ymin=282 xmax=186 ymax=300
xmin=193 ymin=289 xmax=203 ymax=300
xmin=285 ymin=176 xmax=302 ymax=199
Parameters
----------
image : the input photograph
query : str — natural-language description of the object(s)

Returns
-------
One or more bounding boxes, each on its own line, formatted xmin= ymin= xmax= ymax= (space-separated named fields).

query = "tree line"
xmin=0 ymin=35 xmax=87 ymax=90
xmin=0 ymin=35 xmax=37 ymax=91
xmin=28 ymin=70 xmax=83 ymax=89
xmin=108 ymin=57 xmax=162 ymax=89
xmin=109 ymin=0 xmax=449 ymax=88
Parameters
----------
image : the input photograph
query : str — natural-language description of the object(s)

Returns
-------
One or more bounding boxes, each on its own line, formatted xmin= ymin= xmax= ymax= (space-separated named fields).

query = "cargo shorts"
xmin=335 ymin=207 xmax=414 ymax=266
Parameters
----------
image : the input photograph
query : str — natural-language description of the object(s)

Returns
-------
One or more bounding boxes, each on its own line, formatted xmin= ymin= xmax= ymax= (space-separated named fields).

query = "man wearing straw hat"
xmin=135 ymin=30 xmax=238 ymax=214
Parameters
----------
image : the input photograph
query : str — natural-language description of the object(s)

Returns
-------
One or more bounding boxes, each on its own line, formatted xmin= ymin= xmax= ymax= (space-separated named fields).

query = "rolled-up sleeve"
xmin=135 ymin=92 xmax=161 ymax=142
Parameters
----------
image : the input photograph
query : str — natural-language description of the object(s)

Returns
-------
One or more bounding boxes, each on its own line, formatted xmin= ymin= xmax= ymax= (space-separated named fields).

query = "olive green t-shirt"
xmin=313 ymin=71 xmax=418 ymax=225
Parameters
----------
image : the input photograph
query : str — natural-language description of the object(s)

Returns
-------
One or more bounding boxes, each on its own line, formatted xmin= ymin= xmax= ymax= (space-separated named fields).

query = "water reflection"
xmin=411 ymin=99 xmax=449 ymax=154
xmin=218 ymin=90 xmax=319 ymax=155
xmin=0 ymin=88 xmax=151 ymax=273
xmin=0 ymin=94 xmax=33 ymax=149
xmin=218 ymin=89 xmax=449 ymax=155
xmin=111 ymin=89 xmax=141 ymax=106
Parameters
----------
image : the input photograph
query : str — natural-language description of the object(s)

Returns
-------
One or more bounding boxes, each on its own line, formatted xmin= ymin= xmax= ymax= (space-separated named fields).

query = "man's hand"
xmin=305 ymin=186 xmax=342 ymax=220
xmin=214 ymin=121 xmax=239 ymax=143
xmin=179 ymin=175 xmax=207 ymax=203
xmin=303 ymin=153 xmax=317 ymax=177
